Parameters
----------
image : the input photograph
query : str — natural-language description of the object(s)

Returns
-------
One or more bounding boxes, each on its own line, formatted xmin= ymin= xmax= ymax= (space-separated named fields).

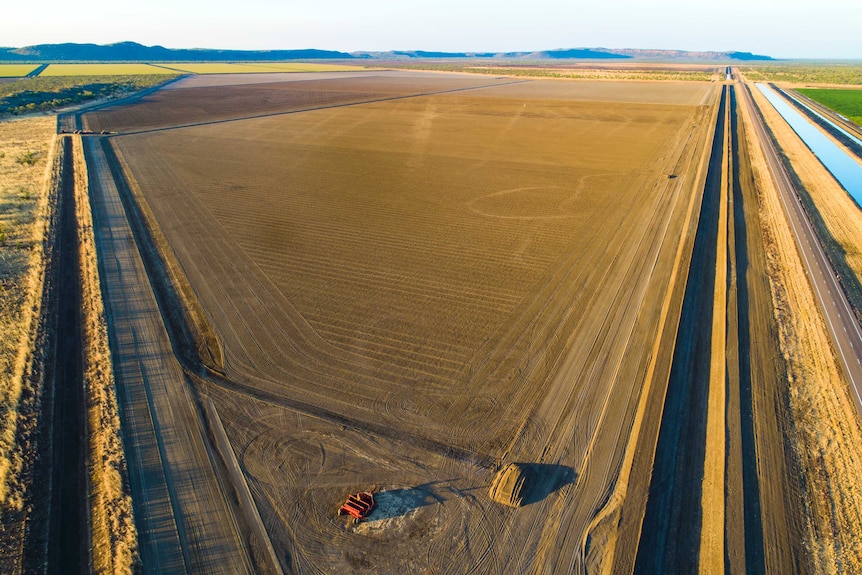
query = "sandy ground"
xmin=73 ymin=69 xmax=862 ymax=573
xmin=89 ymin=73 xmax=717 ymax=573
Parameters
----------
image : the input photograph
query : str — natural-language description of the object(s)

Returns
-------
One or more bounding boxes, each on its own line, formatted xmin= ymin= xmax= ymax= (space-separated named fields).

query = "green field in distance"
xmin=798 ymin=88 xmax=862 ymax=126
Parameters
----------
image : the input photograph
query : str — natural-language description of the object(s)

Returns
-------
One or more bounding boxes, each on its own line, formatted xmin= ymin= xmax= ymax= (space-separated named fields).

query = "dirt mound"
xmin=489 ymin=463 xmax=536 ymax=508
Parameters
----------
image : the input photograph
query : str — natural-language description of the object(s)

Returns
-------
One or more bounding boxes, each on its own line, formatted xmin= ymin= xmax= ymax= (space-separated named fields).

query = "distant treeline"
xmin=743 ymin=65 xmax=862 ymax=85
xmin=0 ymin=75 xmax=170 ymax=116
xmin=385 ymin=62 xmax=717 ymax=82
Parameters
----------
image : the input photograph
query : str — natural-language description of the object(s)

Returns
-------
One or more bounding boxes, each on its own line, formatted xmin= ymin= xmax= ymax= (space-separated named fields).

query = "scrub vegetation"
xmin=0 ymin=117 xmax=56 ymax=573
xmin=0 ymin=75 xmax=175 ymax=116
xmin=388 ymin=61 xmax=717 ymax=81
xmin=743 ymin=64 xmax=862 ymax=86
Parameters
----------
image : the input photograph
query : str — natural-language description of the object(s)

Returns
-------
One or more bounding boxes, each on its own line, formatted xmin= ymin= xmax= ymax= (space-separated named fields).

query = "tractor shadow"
xmin=521 ymin=463 xmax=576 ymax=506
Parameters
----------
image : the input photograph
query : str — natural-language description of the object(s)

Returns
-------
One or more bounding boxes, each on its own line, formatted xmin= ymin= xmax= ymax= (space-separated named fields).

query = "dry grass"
xmin=71 ymin=136 xmax=138 ymax=573
xmin=748 ymin=84 xmax=862 ymax=574
xmin=0 ymin=116 xmax=56 ymax=506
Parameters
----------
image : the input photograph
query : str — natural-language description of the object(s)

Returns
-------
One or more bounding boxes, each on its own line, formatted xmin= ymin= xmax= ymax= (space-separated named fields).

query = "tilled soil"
xmin=94 ymin=73 xmax=717 ymax=573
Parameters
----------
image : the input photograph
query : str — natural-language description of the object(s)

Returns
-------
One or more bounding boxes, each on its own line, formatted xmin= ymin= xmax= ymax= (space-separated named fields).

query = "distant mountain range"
xmin=0 ymin=41 xmax=773 ymax=62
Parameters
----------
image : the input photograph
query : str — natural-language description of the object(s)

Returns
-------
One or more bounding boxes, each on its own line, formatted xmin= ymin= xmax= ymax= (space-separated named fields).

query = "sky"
xmin=3 ymin=0 xmax=861 ymax=59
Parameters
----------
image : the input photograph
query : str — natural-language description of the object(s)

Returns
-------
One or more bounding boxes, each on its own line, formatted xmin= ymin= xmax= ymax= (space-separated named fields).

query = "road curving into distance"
xmin=736 ymin=73 xmax=862 ymax=419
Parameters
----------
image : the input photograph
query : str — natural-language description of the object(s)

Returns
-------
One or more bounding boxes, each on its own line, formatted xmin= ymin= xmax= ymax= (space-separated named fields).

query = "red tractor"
xmin=338 ymin=491 xmax=376 ymax=524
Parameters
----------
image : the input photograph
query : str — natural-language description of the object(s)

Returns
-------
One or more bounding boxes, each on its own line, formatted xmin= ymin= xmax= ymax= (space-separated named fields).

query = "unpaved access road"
xmin=85 ymin=136 xmax=253 ymax=574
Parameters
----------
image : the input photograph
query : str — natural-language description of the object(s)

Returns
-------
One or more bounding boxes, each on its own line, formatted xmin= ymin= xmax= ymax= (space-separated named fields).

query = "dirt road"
xmin=85 ymin=136 xmax=253 ymax=574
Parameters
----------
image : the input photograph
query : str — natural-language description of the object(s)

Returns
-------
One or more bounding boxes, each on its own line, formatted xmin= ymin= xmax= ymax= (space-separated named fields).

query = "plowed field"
xmin=89 ymin=73 xmax=716 ymax=572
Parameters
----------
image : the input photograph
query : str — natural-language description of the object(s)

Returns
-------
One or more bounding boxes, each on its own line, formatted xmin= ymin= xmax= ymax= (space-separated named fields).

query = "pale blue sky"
xmin=3 ymin=0 xmax=860 ymax=59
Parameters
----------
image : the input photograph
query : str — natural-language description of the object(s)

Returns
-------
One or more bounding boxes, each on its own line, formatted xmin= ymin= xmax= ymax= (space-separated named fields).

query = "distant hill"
xmin=356 ymin=48 xmax=632 ymax=60
xmin=354 ymin=48 xmax=773 ymax=61
xmin=600 ymin=48 xmax=773 ymax=61
xmin=0 ymin=41 xmax=353 ymax=61
xmin=0 ymin=41 xmax=773 ymax=62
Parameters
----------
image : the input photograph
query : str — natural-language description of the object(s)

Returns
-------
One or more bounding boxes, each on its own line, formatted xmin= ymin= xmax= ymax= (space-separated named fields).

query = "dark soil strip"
xmin=45 ymin=136 xmax=88 ymax=574
xmin=26 ymin=64 xmax=48 ymax=78
xmin=117 ymin=78 xmax=532 ymax=137
xmin=634 ymin=85 xmax=727 ymax=574
xmin=729 ymin=85 xmax=766 ymax=574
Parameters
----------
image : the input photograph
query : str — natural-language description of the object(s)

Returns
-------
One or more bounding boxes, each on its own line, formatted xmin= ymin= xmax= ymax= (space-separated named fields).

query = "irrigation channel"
xmin=756 ymin=83 xmax=862 ymax=206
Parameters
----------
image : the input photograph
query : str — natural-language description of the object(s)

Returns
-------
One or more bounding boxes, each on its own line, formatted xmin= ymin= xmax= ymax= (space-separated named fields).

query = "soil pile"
xmin=489 ymin=463 xmax=535 ymax=508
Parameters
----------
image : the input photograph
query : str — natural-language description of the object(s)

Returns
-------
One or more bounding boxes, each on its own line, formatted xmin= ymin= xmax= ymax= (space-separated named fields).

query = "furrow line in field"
xmin=259 ymin=260 xmax=523 ymax=310
xmin=304 ymin=314 xmax=477 ymax=358
xmin=248 ymin=249 xmax=528 ymax=305
xmin=222 ymin=219 xmax=555 ymax=273
xmin=311 ymin=326 xmax=470 ymax=370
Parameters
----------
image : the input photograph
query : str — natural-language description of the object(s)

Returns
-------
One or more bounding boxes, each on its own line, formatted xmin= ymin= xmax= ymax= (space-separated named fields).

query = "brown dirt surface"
xmin=748 ymin=83 xmax=862 ymax=573
xmin=81 ymin=73 xmax=518 ymax=133
xmin=93 ymin=73 xmax=717 ymax=572
xmin=71 ymin=136 xmax=138 ymax=574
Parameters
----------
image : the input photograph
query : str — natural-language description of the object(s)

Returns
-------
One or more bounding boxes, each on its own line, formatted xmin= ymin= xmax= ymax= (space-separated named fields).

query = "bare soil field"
xmin=81 ymin=74 xmax=517 ymax=133
xmin=91 ymin=73 xmax=719 ymax=572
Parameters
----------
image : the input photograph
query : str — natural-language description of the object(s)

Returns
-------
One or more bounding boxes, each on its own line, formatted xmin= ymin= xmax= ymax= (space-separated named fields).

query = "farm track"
xmin=84 ymin=136 xmax=256 ymax=574
xmin=80 ymin=72 xmax=723 ymax=572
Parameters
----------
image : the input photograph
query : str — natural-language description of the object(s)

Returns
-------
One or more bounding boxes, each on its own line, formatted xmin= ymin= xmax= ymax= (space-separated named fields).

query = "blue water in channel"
xmin=756 ymin=83 xmax=862 ymax=207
